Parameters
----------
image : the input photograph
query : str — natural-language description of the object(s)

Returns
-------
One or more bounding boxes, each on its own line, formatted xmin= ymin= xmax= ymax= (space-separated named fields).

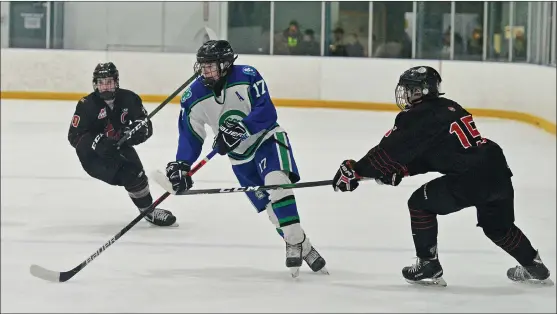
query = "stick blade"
xmin=30 ymin=264 xmax=62 ymax=282
xmin=151 ymin=170 xmax=176 ymax=195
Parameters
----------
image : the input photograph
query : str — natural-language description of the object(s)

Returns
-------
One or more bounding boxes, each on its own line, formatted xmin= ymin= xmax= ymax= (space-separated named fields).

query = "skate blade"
xmin=146 ymin=221 xmax=180 ymax=228
xmin=405 ymin=276 xmax=447 ymax=287
xmin=517 ymin=278 xmax=555 ymax=286
xmin=317 ymin=267 xmax=330 ymax=275
xmin=290 ymin=267 xmax=300 ymax=278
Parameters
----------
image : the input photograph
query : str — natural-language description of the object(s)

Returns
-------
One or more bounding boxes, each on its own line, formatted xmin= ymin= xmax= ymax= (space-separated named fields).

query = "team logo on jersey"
xmin=235 ymin=91 xmax=245 ymax=102
xmin=255 ymin=191 xmax=266 ymax=200
xmin=104 ymin=123 xmax=116 ymax=138
xmin=71 ymin=115 xmax=80 ymax=127
xmin=98 ymin=108 xmax=107 ymax=119
xmin=219 ymin=110 xmax=247 ymax=127
xmin=120 ymin=108 xmax=128 ymax=124
xmin=242 ymin=66 xmax=256 ymax=76
xmin=181 ymin=89 xmax=192 ymax=103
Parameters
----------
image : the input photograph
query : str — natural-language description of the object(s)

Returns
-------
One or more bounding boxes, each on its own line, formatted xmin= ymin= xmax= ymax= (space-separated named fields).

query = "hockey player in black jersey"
xmin=332 ymin=66 xmax=552 ymax=286
xmin=68 ymin=62 xmax=177 ymax=227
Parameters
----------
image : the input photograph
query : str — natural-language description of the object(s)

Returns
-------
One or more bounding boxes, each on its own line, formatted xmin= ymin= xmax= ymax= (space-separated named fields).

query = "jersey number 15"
xmin=449 ymin=115 xmax=486 ymax=149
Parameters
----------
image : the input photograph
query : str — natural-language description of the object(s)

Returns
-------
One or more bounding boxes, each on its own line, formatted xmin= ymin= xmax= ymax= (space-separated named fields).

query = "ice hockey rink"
xmin=1 ymin=99 xmax=555 ymax=313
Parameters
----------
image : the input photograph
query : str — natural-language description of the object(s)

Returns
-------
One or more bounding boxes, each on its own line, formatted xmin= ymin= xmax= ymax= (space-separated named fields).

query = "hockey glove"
xmin=333 ymin=160 xmax=361 ymax=192
xmin=91 ymin=133 xmax=118 ymax=158
xmin=213 ymin=120 xmax=248 ymax=155
xmin=375 ymin=172 xmax=403 ymax=186
xmin=123 ymin=119 xmax=152 ymax=146
xmin=165 ymin=161 xmax=193 ymax=193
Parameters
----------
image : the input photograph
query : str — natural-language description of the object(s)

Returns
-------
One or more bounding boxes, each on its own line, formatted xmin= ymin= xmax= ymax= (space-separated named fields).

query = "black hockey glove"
xmin=333 ymin=160 xmax=361 ymax=192
xmin=91 ymin=133 xmax=118 ymax=158
xmin=213 ymin=120 xmax=248 ymax=155
xmin=165 ymin=161 xmax=193 ymax=193
xmin=124 ymin=119 xmax=152 ymax=146
xmin=375 ymin=172 xmax=403 ymax=186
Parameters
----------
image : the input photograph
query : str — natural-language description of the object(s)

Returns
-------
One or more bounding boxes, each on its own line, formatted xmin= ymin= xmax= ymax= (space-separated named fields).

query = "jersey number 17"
xmin=449 ymin=114 xmax=487 ymax=148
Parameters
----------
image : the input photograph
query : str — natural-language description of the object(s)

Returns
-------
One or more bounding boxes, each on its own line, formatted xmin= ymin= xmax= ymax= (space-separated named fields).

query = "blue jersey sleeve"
xmin=239 ymin=67 xmax=278 ymax=135
xmin=176 ymin=92 xmax=206 ymax=164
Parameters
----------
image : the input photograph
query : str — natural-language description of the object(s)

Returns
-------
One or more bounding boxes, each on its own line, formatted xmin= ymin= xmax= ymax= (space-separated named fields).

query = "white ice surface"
xmin=1 ymin=99 xmax=555 ymax=313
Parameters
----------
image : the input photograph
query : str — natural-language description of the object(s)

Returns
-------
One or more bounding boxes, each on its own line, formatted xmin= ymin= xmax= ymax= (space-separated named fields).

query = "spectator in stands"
xmin=468 ymin=27 xmax=484 ymax=57
xmin=274 ymin=20 xmax=303 ymax=55
xmin=345 ymin=33 xmax=365 ymax=57
xmin=298 ymin=29 xmax=320 ymax=56
xmin=329 ymin=27 xmax=348 ymax=56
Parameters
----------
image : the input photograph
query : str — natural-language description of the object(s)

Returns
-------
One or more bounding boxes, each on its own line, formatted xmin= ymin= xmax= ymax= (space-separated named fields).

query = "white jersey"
xmin=177 ymin=64 xmax=284 ymax=165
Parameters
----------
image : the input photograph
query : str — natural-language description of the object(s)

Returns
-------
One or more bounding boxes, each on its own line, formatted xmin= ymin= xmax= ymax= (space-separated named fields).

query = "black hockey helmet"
xmin=194 ymin=40 xmax=238 ymax=89
xmin=93 ymin=62 xmax=119 ymax=101
xmin=395 ymin=66 xmax=444 ymax=110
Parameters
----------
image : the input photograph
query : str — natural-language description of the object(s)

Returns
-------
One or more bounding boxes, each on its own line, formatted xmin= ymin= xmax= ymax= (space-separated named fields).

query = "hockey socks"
xmin=409 ymin=208 xmax=439 ymax=259
xmin=483 ymin=224 xmax=537 ymax=266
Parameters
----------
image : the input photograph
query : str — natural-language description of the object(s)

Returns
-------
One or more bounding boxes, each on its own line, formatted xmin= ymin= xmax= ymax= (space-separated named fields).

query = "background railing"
xmin=1 ymin=1 xmax=555 ymax=66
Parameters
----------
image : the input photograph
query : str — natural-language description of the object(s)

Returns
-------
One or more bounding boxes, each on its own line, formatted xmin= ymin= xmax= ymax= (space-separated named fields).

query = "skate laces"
xmin=286 ymin=243 xmax=302 ymax=258
xmin=409 ymin=258 xmax=424 ymax=273
xmin=304 ymin=248 xmax=320 ymax=264
xmin=151 ymin=209 xmax=170 ymax=221
xmin=510 ymin=265 xmax=532 ymax=280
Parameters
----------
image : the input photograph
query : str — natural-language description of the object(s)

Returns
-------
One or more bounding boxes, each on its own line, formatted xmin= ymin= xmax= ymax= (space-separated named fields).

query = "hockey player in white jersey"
xmin=165 ymin=40 xmax=327 ymax=277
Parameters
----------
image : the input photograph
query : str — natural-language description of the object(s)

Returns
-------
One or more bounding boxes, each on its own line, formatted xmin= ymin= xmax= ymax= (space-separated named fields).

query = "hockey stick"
xmin=29 ymin=149 xmax=219 ymax=283
xmin=152 ymin=170 xmax=372 ymax=196
xmin=116 ymin=70 xmax=200 ymax=148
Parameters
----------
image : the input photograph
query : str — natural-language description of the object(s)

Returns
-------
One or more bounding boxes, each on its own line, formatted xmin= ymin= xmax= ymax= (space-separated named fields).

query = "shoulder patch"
xmin=242 ymin=66 xmax=256 ymax=77
xmin=79 ymin=97 xmax=86 ymax=103
xmin=181 ymin=88 xmax=192 ymax=103
xmin=71 ymin=115 xmax=80 ymax=127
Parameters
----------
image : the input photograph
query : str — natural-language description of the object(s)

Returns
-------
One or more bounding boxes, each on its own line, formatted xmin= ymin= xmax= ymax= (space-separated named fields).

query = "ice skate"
xmin=302 ymin=239 xmax=328 ymax=275
xmin=507 ymin=251 xmax=554 ymax=285
xmin=286 ymin=234 xmax=328 ymax=278
xmin=140 ymin=207 xmax=178 ymax=227
xmin=402 ymin=256 xmax=447 ymax=287
xmin=285 ymin=236 xmax=304 ymax=278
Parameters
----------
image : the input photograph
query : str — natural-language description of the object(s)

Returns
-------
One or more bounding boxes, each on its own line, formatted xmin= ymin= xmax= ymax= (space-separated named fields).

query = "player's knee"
xmin=265 ymin=171 xmax=294 ymax=202
xmin=266 ymin=203 xmax=280 ymax=228
xmin=479 ymin=214 xmax=514 ymax=241
xmin=482 ymin=223 xmax=517 ymax=248
xmin=407 ymin=185 xmax=426 ymax=211
xmin=118 ymin=164 xmax=149 ymax=197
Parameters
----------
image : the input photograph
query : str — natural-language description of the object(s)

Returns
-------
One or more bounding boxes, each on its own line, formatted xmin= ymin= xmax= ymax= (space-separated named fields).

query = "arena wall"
xmin=1 ymin=48 xmax=555 ymax=134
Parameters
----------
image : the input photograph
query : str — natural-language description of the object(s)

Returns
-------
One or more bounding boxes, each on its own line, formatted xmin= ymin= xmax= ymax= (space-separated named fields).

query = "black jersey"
xmin=354 ymin=97 xmax=511 ymax=179
xmin=67 ymin=89 xmax=151 ymax=160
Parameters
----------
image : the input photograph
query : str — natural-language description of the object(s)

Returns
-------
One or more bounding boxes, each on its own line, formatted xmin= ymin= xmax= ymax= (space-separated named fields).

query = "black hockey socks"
xmin=125 ymin=172 xmax=153 ymax=209
xmin=483 ymin=224 xmax=538 ymax=266
xmin=409 ymin=208 xmax=439 ymax=259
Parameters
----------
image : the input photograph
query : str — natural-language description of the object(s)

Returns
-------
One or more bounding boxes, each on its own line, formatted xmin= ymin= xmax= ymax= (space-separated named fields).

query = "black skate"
xmin=140 ymin=207 xmax=178 ymax=227
xmin=303 ymin=246 xmax=328 ymax=275
xmin=402 ymin=256 xmax=447 ymax=287
xmin=286 ymin=234 xmax=328 ymax=278
xmin=507 ymin=251 xmax=554 ymax=286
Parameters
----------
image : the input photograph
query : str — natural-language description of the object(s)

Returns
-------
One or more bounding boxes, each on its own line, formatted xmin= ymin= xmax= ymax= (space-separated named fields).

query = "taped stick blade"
xmin=151 ymin=170 xmax=177 ymax=195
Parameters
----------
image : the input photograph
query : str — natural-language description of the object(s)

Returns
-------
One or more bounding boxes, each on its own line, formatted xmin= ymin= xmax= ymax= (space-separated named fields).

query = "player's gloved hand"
xmin=123 ymin=119 xmax=151 ymax=146
xmin=91 ymin=133 xmax=118 ymax=158
xmin=213 ymin=120 xmax=247 ymax=155
xmin=165 ymin=161 xmax=193 ymax=193
xmin=375 ymin=172 xmax=403 ymax=186
xmin=333 ymin=159 xmax=361 ymax=192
